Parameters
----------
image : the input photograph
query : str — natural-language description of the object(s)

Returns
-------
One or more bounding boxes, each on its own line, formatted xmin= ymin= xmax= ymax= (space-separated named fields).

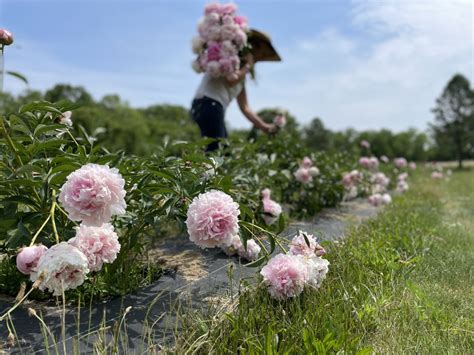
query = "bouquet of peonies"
xmin=191 ymin=2 xmax=250 ymax=78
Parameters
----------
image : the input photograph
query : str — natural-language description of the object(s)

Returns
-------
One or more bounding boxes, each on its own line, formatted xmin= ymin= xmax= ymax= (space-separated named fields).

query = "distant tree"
xmin=44 ymin=84 xmax=94 ymax=105
xmin=304 ymin=117 xmax=332 ymax=151
xmin=332 ymin=128 xmax=358 ymax=154
xmin=100 ymin=94 xmax=125 ymax=109
xmin=431 ymin=74 xmax=474 ymax=168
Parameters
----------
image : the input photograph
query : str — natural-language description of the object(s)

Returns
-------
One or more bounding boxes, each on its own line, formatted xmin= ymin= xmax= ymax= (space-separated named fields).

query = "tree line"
xmin=1 ymin=73 xmax=472 ymax=165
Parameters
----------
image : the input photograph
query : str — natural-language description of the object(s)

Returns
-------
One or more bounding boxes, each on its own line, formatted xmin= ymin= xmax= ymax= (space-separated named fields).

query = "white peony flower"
xmin=300 ymin=255 xmax=329 ymax=289
xmin=30 ymin=242 xmax=89 ymax=296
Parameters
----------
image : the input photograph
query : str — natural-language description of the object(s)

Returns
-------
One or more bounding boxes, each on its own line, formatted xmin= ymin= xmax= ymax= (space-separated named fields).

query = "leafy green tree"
xmin=431 ymin=74 xmax=474 ymax=168
xmin=304 ymin=117 xmax=332 ymax=151
xmin=44 ymin=84 xmax=94 ymax=105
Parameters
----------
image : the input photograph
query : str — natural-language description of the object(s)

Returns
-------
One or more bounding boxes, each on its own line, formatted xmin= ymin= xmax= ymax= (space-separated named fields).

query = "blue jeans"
xmin=190 ymin=96 xmax=227 ymax=152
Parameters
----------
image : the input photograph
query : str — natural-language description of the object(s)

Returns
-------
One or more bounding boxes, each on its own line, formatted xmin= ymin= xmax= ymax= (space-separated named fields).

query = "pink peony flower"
xmin=68 ymin=224 xmax=121 ymax=272
xmin=342 ymin=170 xmax=361 ymax=187
xmin=368 ymin=157 xmax=379 ymax=170
xmin=261 ymin=188 xmax=282 ymax=217
xmin=294 ymin=167 xmax=312 ymax=184
xmin=360 ymin=140 xmax=370 ymax=149
xmin=260 ymin=253 xmax=307 ymax=300
xmin=0 ymin=28 xmax=13 ymax=46
xmin=206 ymin=41 xmax=223 ymax=62
xmin=204 ymin=3 xmax=222 ymax=15
xmin=274 ymin=114 xmax=287 ymax=128
xmin=342 ymin=173 xmax=353 ymax=188
xmin=222 ymin=14 xmax=235 ymax=26
xmin=233 ymin=29 xmax=248 ymax=47
xmin=219 ymin=3 xmax=237 ymax=15
xmin=16 ymin=245 xmax=48 ymax=275
xmin=394 ymin=157 xmax=408 ymax=168
xmin=30 ymin=242 xmax=89 ymax=296
xmin=234 ymin=15 xmax=248 ymax=29
xmin=221 ymin=40 xmax=238 ymax=56
xmin=431 ymin=171 xmax=444 ymax=179
xmin=206 ymin=25 xmax=222 ymax=41
xmin=186 ymin=190 xmax=240 ymax=249
xmin=372 ymin=172 xmax=390 ymax=187
xmin=289 ymin=232 xmax=325 ymax=257
xmin=59 ymin=164 xmax=127 ymax=226
xmin=368 ymin=193 xmax=383 ymax=206
xmin=261 ymin=188 xmax=282 ymax=225
xmin=409 ymin=162 xmax=417 ymax=170
xmin=359 ymin=157 xmax=370 ymax=169
xmin=302 ymin=156 xmax=313 ymax=169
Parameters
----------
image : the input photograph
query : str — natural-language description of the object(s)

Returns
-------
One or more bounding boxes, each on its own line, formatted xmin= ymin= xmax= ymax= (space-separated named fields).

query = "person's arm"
xmin=225 ymin=63 xmax=252 ymax=87
xmin=237 ymin=86 xmax=275 ymax=134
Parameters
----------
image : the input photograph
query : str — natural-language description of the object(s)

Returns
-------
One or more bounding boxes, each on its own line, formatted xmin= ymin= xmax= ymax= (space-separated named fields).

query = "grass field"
xmin=173 ymin=169 xmax=474 ymax=354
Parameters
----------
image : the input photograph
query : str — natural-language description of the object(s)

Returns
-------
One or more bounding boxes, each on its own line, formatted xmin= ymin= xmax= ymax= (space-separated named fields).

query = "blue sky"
xmin=1 ymin=0 xmax=473 ymax=131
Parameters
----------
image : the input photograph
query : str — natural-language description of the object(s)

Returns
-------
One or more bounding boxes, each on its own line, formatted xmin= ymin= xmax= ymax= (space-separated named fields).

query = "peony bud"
xmin=0 ymin=28 xmax=14 ymax=46
xmin=16 ymin=245 xmax=48 ymax=274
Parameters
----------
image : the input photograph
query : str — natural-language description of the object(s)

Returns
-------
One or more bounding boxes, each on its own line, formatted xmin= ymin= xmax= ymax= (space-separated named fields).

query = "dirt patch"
xmin=148 ymin=248 xmax=208 ymax=282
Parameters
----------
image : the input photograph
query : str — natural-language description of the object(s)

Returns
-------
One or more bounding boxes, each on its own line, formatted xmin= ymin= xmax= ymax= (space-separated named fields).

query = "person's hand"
xmin=244 ymin=52 xmax=254 ymax=68
xmin=261 ymin=123 xmax=277 ymax=135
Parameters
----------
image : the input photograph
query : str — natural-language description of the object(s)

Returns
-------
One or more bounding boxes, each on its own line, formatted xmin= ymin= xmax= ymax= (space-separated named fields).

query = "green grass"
xmin=173 ymin=170 xmax=474 ymax=354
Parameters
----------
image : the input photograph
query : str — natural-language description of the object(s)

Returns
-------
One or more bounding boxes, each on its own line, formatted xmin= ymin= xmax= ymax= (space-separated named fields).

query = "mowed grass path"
xmin=174 ymin=170 xmax=474 ymax=354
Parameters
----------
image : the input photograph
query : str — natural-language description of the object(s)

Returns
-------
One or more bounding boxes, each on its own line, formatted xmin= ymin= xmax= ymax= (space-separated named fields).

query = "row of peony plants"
xmin=0 ymin=101 xmax=417 ymax=305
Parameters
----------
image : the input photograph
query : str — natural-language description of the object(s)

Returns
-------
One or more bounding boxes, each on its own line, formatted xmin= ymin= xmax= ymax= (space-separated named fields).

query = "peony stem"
xmin=50 ymin=191 xmax=60 ymax=244
xmin=241 ymin=220 xmax=288 ymax=253
xmin=66 ymin=129 xmax=81 ymax=150
xmin=241 ymin=224 xmax=269 ymax=255
xmin=56 ymin=204 xmax=71 ymax=219
xmin=29 ymin=214 xmax=51 ymax=246
xmin=0 ymin=285 xmax=37 ymax=322
xmin=61 ymin=281 xmax=67 ymax=355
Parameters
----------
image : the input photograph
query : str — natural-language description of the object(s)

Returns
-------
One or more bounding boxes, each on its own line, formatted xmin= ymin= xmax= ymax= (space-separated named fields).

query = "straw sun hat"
xmin=248 ymin=29 xmax=281 ymax=62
